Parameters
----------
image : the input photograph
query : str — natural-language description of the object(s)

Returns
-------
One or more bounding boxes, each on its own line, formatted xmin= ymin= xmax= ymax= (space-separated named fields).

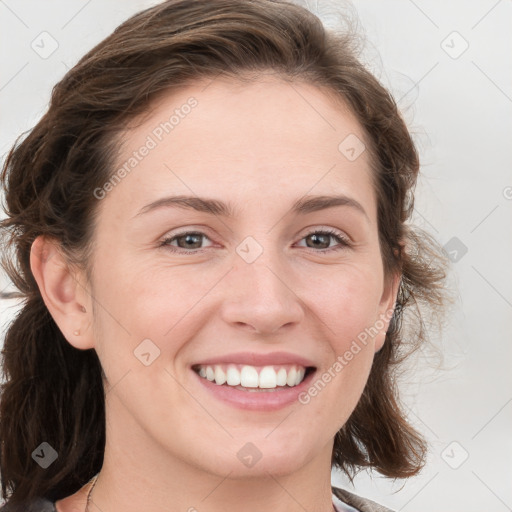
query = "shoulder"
xmin=2 ymin=489 xmax=390 ymax=512
xmin=332 ymin=486 xmax=395 ymax=512
xmin=0 ymin=497 xmax=56 ymax=512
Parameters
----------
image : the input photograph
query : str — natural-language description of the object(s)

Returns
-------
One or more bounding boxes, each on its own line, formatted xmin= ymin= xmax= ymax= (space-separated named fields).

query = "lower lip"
xmin=192 ymin=369 xmax=316 ymax=411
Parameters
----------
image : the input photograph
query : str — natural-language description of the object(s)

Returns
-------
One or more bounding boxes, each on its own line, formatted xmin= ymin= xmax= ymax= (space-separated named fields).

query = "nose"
xmin=219 ymin=253 xmax=305 ymax=336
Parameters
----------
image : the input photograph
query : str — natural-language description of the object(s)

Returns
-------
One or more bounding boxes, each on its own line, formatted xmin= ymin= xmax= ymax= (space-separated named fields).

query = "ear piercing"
xmin=73 ymin=306 xmax=87 ymax=335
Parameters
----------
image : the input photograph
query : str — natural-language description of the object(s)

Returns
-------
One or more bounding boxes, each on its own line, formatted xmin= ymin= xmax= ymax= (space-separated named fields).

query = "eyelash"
xmin=159 ymin=228 xmax=352 ymax=254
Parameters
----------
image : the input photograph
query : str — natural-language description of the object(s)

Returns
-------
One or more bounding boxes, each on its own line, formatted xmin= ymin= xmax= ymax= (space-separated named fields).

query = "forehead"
xmin=106 ymin=75 xmax=376 ymax=220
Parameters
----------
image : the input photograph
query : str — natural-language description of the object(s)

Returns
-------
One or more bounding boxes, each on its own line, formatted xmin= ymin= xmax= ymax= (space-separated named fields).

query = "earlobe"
xmin=30 ymin=236 xmax=94 ymax=350
xmin=374 ymin=271 xmax=402 ymax=353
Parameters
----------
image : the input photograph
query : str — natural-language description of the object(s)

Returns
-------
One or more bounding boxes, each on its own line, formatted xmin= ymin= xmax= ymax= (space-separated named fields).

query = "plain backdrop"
xmin=1 ymin=1 xmax=511 ymax=511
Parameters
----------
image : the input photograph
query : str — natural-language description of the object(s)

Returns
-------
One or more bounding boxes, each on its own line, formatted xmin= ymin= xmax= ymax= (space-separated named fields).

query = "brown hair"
xmin=0 ymin=0 xmax=450 ymax=507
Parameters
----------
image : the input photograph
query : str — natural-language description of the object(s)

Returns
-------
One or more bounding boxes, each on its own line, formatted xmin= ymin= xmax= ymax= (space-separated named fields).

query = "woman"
xmin=0 ymin=1 xmax=450 ymax=511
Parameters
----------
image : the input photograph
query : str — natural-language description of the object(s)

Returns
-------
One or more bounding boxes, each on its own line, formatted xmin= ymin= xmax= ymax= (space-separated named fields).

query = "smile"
xmin=192 ymin=364 xmax=315 ymax=390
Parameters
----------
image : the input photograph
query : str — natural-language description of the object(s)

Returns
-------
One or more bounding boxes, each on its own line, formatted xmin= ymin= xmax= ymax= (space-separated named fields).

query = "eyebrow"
xmin=134 ymin=194 xmax=369 ymax=221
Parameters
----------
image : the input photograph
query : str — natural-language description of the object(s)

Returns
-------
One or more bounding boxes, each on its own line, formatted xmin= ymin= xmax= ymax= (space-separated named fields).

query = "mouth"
xmin=191 ymin=363 xmax=316 ymax=392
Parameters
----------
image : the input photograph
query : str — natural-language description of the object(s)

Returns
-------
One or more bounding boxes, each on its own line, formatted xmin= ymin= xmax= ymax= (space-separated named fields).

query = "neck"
xmin=88 ymin=401 xmax=336 ymax=512
xmin=92 ymin=465 xmax=335 ymax=512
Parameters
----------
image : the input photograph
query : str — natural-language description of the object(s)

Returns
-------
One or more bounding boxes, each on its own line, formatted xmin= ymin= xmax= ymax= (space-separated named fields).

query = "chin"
xmin=200 ymin=443 xmax=313 ymax=479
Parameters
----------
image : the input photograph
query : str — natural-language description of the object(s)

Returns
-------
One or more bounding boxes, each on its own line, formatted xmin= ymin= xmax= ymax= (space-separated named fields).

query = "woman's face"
xmin=83 ymin=76 xmax=398 ymax=477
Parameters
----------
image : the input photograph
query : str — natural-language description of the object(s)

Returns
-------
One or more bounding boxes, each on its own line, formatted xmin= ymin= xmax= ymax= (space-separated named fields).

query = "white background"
xmin=1 ymin=1 xmax=511 ymax=511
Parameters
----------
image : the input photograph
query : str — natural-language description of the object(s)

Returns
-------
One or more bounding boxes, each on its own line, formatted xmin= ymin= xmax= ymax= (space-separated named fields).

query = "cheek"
xmin=89 ymin=253 xmax=219 ymax=369
xmin=296 ymin=270 xmax=381 ymax=431
xmin=307 ymin=265 xmax=383 ymax=347
xmin=90 ymin=241 xmax=181 ymax=330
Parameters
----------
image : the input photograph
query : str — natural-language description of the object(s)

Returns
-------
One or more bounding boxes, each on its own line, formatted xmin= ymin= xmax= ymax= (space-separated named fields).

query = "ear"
xmin=373 ymin=270 xmax=401 ymax=353
xmin=30 ymin=235 xmax=95 ymax=350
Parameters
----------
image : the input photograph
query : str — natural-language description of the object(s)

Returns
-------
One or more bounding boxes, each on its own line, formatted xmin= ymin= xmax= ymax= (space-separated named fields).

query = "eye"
xmin=160 ymin=228 xmax=351 ymax=254
xmin=296 ymin=229 xmax=352 ymax=252
xmin=160 ymin=231 xmax=214 ymax=252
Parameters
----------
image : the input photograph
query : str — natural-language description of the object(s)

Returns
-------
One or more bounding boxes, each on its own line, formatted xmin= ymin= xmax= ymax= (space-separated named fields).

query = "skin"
xmin=31 ymin=75 xmax=400 ymax=512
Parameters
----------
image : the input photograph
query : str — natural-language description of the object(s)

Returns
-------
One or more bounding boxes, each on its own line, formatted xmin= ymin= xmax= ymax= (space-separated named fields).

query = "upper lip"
xmin=191 ymin=351 xmax=317 ymax=368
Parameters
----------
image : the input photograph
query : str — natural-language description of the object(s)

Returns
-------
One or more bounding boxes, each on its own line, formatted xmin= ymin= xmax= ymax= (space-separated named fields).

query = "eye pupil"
xmin=179 ymin=233 xmax=201 ymax=248
xmin=307 ymin=233 xmax=330 ymax=249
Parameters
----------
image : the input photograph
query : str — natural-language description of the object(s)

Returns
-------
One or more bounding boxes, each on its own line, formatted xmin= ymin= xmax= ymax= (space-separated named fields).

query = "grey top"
xmin=0 ymin=486 xmax=394 ymax=512
xmin=333 ymin=487 xmax=395 ymax=512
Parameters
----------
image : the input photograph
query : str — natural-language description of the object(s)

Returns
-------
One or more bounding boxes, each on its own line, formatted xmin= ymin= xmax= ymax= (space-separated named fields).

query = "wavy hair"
xmin=0 ymin=0 xmax=450 ymax=507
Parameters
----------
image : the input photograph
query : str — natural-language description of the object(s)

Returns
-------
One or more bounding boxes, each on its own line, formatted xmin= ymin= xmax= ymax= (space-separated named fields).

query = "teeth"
xmin=206 ymin=366 xmax=215 ymax=382
xmin=276 ymin=368 xmax=287 ymax=386
xmin=258 ymin=366 xmax=277 ymax=388
xmin=286 ymin=367 xmax=297 ymax=387
xmin=240 ymin=366 xmax=259 ymax=387
xmin=226 ymin=365 xmax=241 ymax=386
xmin=195 ymin=363 xmax=309 ymax=389
xmin=214 ymin=366 xmax=227 ymax=385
